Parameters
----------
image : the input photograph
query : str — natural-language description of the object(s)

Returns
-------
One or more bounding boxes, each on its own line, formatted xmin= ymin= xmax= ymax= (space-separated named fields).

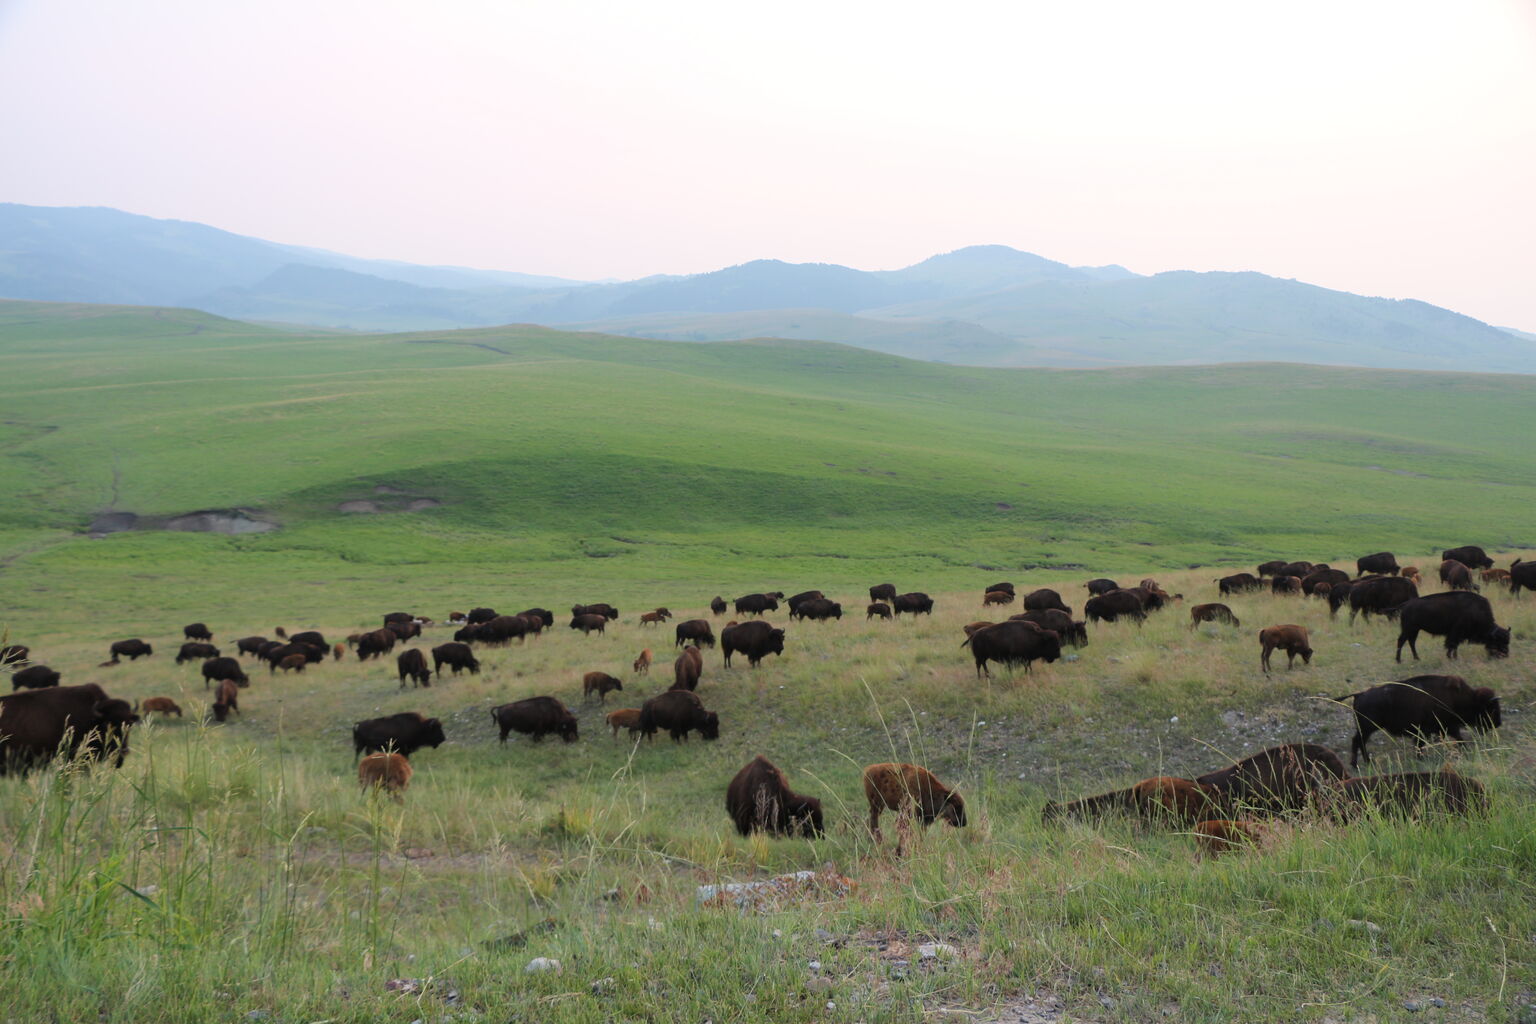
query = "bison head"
xmin=700 ymin=711 xmax=720 ymax=741
xmin=788 ymin=796 xmax=825 ymax=838
xmin=422 ymin=718 xmax=447 ymax=748
xmin=768 ymin=629 xmax=785 ymax=655
xmin=1472 ymin=687 xmax=1502 ymax=729
xmin=94 ymin=698 xmax=140 ymax=728
xmin=1485 ymin=626 xmax=1511 ymax=658
xmin=559 ymin=716 xmax=579 ymax=743
xmin=940 ymin=791 xmax=967 ymax=828
xmin=1041 ymin=800 xmax=1064 ymax=825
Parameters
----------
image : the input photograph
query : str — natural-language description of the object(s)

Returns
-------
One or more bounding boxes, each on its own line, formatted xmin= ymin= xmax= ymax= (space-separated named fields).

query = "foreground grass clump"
xmin=2 ymin=562 xmax=1533 ymax=1022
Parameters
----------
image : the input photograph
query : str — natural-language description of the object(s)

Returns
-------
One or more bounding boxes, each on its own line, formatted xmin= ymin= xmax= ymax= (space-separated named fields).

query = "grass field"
xmin=1 ymin=300 xmax=1534 ymax=1022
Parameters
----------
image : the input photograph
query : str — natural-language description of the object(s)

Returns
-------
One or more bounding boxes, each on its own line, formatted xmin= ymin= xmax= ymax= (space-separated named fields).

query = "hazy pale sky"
xmin=2 ymin=0 xmax=1533 ymax=326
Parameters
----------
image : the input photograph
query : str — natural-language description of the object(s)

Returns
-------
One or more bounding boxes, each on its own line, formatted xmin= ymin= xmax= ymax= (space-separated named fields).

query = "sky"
xmin=1 ymin=0 xmax=1534 ymax=327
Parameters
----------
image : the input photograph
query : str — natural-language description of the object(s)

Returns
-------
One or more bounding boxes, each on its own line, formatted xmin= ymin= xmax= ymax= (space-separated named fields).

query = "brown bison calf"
xmin=1400 ymin=566 xmax=1421 ymax=585
xmin=1482 ymin=567 xmax=1511 ymax=585
xmin=1193 ymin=819 xmax=1266 ymax=859
xmin=137 ymin=697 xmax=183 ymax=718
xmin=633 ymin=648 xmax=652 ymax=674
xmin=210 ymin=679 xmax=240 ymax=721
xmin=1189 ymin=603 xmax=1240 ymax=629
xmin=278 ymin=653 xmax=308 ymax=673
xmin=639 ymin=609 xmax=669 ymax=627
xmin=982 ymin=590 xmax=1015 ymax=607
xmin=862 ymin=762 xmax=965 ymax=839
xmin=866 ymin=602 xmax=892 ymax=620
xmin=1271 ymin=575 xmax=1303 ymax=595
xmin=358 ymin=752 xmax=413 ymax=798
xmin=961 ymin=621 xmax=996 ymax=638
xmin=1259 ymin=624 xmax=1312 ymax=672
xmin=582 ymin=671 xmax=624 ymax=702
xmin=1043 ymin=776 xmax=1223 ymax=826
xmin=606 ymin=708 xmax=644 ymax=741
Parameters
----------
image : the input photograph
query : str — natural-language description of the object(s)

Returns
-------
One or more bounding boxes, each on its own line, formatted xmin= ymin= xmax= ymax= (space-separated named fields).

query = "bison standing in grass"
xmin=397 ymin=648 xmax=431 ymax=688
xmin=1334 ymin=675 xmax=1500 ymax=767
xmin=963 ymin=620 xmax=1061 ymax=677
xmin=432 ymin=642 xmax=480 ymax=676
xmin=638 ymin=690 xmax=719 ymax=743
xmin=721 ymin=621 xmax=785 ymax=668
xmin=0 ymin=683 xmax=139 ymax=774
xmin=1441 ymin=546 xmax=1493 ymax=570
xmin=862 ymin=762 xmax=965 ymax=840
xmin=201 ymin=656 xmax=248 ymax=689
xmin=358 ymin=752 xmax=413 ymax=799
xmin=1394 ymin=592 xmax=1509 ymax=662
xmin=491 ymin=697 xmax=578 ymax=743
xmin=674 ymin=619 xmax=715 ymax=648
xmin=353 ymin=712 xmax=446 ymax=759
xmin=176 ymin=642 xmax=220 ymax=664
xmin=725 ymin=756 xmax=824 ymax=838
xmin=582 ymin=671 xmax=624 ymax=702
xmin=1258 ymin=624 xmax=1312 ymax=672
xmin=1009 ymin=609 xmax=1087 ymax=647
xmin=1355 ymin=552 xmax=1399 ymax=577
xmin=1188 ymin=604 xmax=1240 ymax=630
xmin=1348 ymin=575 xmax=1418 ymax=622
xmin=11 ymin=665 xmax=60 ymax=690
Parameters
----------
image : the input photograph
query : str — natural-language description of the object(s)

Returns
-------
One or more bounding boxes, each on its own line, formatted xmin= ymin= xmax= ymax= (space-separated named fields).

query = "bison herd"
xmin=0 ymin=546 xmax=1522 ymax=853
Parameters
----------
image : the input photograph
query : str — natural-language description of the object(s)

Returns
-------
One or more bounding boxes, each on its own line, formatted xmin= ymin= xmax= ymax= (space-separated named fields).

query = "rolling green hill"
xmin=0 ymin=298 xmax=1533 ymax=630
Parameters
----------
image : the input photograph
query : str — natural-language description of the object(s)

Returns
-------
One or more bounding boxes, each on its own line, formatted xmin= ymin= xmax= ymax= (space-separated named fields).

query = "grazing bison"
xmin=721 ymin=620 xmax=785 ymax=668
xmin=606 ymin=708 xmax=644 ymax=740
xmin=791 ymin=598 xmax=842 ymax=621
xmin=1395 ymin=592 xmax=1510 ymax=661
xmin=353 ymin=712 xmax=446 ymax=759
xmin=674 ymin=619 xmax=716 ymax=648
xmin=277 ymin=654 xmax=308 ymax=673
xmin=1348 ymin=575 xmax=1419 ymax=622
xmin=1022 ymin=588 xmax=1070 ymax=614
xmin=786 ymin=590 xmax=825 ymax=613
xmin=1301 ymin=567 xmax=1349 ymax=594
xmin=475 ymin=615 xmax=529 ymax=645
xmin=183 ymin=622 xmax=213 ymax=642
xmin=397 ymin=648 xmax=431 ymax=688
xmin=1355 ymin=552 xmax=1399 ymax=577
xmin=453 ymin=624 xmax=482 ymax=643
xmin=385 ymin=619 xmax=421 ymax=641
xmin=288 ymin=631 xmax=329 ymax=655
xmin=235 ymin=636 xmax=268 ymax=658
xmin=355 ymin=628 xmax=398 ymax=660
xmin=1278 ymin=561 xmax=1315 ymax=579
xmin=963 ymin=620 xmax=1061 ymax=677
xmin=1217 ymin=572 xmax=1263 ymax=595
xmin=1194 ymin=743 xmax=1349 ymax=815
xmin=892 ymin=592 xmax=933 ymax=616
xmin=265 ymin=642 xmax=323 ymax=671
xmin=176 ymin=642 xmax=220 ymax=664
xmin=209 ymin=678 xmax=240 ymax=721
xmin=466 ymin=607 xmax=498 ymax=625
xmin=1318 ymin=770 xmax=1486 ymax=820
xmin=1258 ymin=624 xmax=1312 ymax=672
xmin=633 ymin=648 xmax=652 ymax=674
xmin=518 ymin=608 xmax=555 ymax=628
xmin=1335 ymin=675 xmax=1500 ymax=767
xmin=1256 ymin=560 xmax=1287 ymax=578
xmin=582 ymin=671 xmax=624 ymax=702
xmin=108 ymin=639 xmax=154 ymax=662
xmin=201 ymin=657 xmax=248 ymax=689
xmin=986 ymin=582 xmax=1016 ymax=595
xmin=638 ymin=689 xmax=719 ymax=743
xmin=572 ymin=603 xmax=620 ymax=620
xmin=569 ymin=613 xmax=609 ymax=635
xmin=0 ymin=683 xmax=139 ymax=774
xmin=1193 ymin=819 xmax=1266 ymax=859
xmin=358 ymin=752 xmax=413 ymax=798
xmin=492 ymin=696 xmax=578 ymax=743
xmin=1042 ymin=777 xmax=1222 ymax=826
xmin=1270 ymin=575 xmax=1302 ymax=596
xmin=0 ymin=644 xmax=28 ymax=666
xmin=1326 ymin=579 xmax=1359 ymax=618
xmin=734 ymin=593 xmax=779 ymax=616
xmin=671 ymin=646 xmax=703 ymax=691
xmin=137 ymin=697 xmax=182 ymax=717
xmin=982 ymin=589 xmax=1015 ymax=607
xmin=1441 ymin=545 xmax=1493 ymax=570
xmin=1009 ymin=609 xmax=1087 ymax=647
xmin=11 ymin=665 xmax=60 ymax=690
xmin=725 ymin=756 xmax=824 ymax=838
xmin=383 ymin=612 xmax=414 ymax=626
xmin=431 ymin=642 xmax=480 ymax=676
xmin=1084 ymin=578 xmax=1120 ymax=596
xmin=1188 ymin=603 xmax=1240 ymax=629
xmin=868 ymin=583 xmax=897 ymax=603
xmin=709 ymin=596 xmax=728 ymax=616
xmin=866 ymin=602 xmax=892 ymax=620
xmin=862 ymin=763 xmax=965 ymax=839
xmin=1439 ymin=559 xmax=1477 ymax=591
xmin=1084 ymin=589 xmax=1146 ymax=625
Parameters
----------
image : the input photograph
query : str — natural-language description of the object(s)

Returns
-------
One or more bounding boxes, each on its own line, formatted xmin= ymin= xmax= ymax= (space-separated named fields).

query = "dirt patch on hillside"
xmin=334 ymin=485 xmax=443 ymax=515
xmin=88 ymin=508 xmax=277 ymax=536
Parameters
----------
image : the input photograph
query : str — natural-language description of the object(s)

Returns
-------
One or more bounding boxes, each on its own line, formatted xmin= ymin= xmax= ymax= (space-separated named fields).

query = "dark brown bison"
xmin=734 ymin=593 xmax=779 ymax=616
xmin=962 ymin=620 xmax=1061 ymax=677
xmin=201 ymin=657 xmax=248 ymax=689
xmin=1395 ymin=592 xmax=1509 ymax=661
xmin=725 ymin=756 xmax=824 ymax=838
xmin=492 ymin=696 xmax=578 ymax=743
xmin=1438 ymin=559 xmax=1477 ymax=591
xmin=1194 ymin=743 xmax=1349 ymax=815
xmin=638 ymin=689 xmax=719 ymax=742
xmin=1084 ymin=589 xmax=1146 ymax=624
xmin=518 ymin=607 xmax=555 ymax=628
xmin=892 ymin=592 xmax=933 ymax=616
xmin=209 ymin=678 xmax=240 ymax=722
xmin=175 ymin=642 xmax=220 ymax=664
xmin=1277 ymin=561 xmax=1315 ymax=579
xmin=1326 ymin=579 xmax=1359 ymax=618
xmin=1022 ymin=588 xmax=1070 ymax=614
xmin=868 ymin=583 xmax=898 ymax=603
xmin=385 ymin=619 xmax=422 ymax=641
xmin=466 ymin=607 xmax=498 ymax=625
xmin=572 ymin=603 xmax=619 ymax=620
xmin=1217 ymin=572 xmax=1263 ymax=595
xmin=355 ymin=628 xmax=398 ymax=660
xmin=431 ymin=642 xmax=480 ymax=676
xmin=475 ymin=615 xmax=528 ymax=645
xmin=982 ymin=589 xmax=1015 ymax=607
xmin=862 ymin=762 xmax=965 ymax=839
xmin=866 ymin=602 xmax=892 ymax=620
xmin=721 ymin=620 xmax=785 ymax=668
xmin=108 ymin=639 xmax=153 ymax=662
xmin=0 ymin=683 xmax=139 ymax=774
xmin=674 ymin=619 xmax=716 ymax=648
xmin=397 ymin=648 xmax=431 ymax=688
xmin=1009 ymin=608 xmax=1087 ymax=647
xmin=1335 ymin=675 xmax=1500 ymax=767
xmin=569 ymin=613 xmax=608 ymax=635
xmin=1270 ymin=575 xmax=1302 ymax=596
xmin=1042 ymin=776 xmax=1223 ymax=826
xmin=1258 ymin=624 xmax=1312 ymax=672
xmin=1441 ymin=545 xmax=1493 ymax=570
xmin=582 ymin=671 xmax=624 ymax=702
xmin=1301 ymin=567 xmax=1349 ymax=594
xmin=277 ymin=654 xmax=308 ymax=673
xmin=671 ymin=645 xmax=703 ymax=691
xmin=1084 ymin=578 xmax=1120 ymax=595
xmin=264 ymin=642 xmax=324 ymax=671
xmin=353 ymin=712 xmax=446 ymax=758
xmin=1511 ymin=558 xmax=1536 ymax=596
xmin=383 ymin=612 xmax=414 ymax=626
xmin=287 ymin=631 xmax=329 ymax=655
xmin=183 ymin=622 xmax=213 ymax=642
xmin=791 ymin=598 xmax=842 ymax=621
xmin=786 ymin=590 xmax=825 ymax=613
xmin=0 ymin=644 xmax=28 ymax=666
xmin=1318 ymin=770 xmax=1487 ymax=820
xmin=709 ymin=596 xmax=728 ymax=615
xmin=1355 ymin=552 xmax=1399 ymax=577
xmin=986 ymin=582 xmax=1016 ymax=595
xmin=1188 ymin=603 xmax=1240 ymax=629
xmin=11 ymin=665 xmax=60 ymax=690
xmin=235 ymin=635 xmax=268 ymax=657
xmin=1255 ymin=560 xmax=1287 ymax=578
xmin=1348 ymin=575 xmax=1419 ymax=622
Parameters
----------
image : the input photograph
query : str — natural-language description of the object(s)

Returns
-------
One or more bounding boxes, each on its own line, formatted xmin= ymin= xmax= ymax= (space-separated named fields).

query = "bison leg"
xmin=1260 ymin=644 xmax=1272 ymax=673
xmin=1395 ymin=630 xmax=1418 ymax=662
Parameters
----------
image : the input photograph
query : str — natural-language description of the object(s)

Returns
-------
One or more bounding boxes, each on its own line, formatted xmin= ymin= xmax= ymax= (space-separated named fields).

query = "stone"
xmin=525 ymin=957 xmax=562 ymax=973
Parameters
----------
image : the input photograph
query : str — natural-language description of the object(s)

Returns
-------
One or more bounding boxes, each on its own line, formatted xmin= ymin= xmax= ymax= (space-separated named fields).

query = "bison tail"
xmin=959 ymin=637 xmax=973 ymax=649
xmin=1331 ymin=692 xmax=1362 ymax=705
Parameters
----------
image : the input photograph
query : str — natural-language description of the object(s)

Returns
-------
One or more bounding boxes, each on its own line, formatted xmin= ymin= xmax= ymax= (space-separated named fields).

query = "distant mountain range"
xmin=2 ymin=203 xmax=1531 ymax=372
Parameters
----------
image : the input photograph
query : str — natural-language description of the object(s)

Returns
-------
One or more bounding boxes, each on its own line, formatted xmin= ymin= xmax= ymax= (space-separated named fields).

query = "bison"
xmin=1348 ymin=575 xmax=1418 ymax=622
xmin=355 ymin=628 xmax=398 ymax=659
xmin=633 ymin=648 xmax=652 ymax=674
xmin=1326 ymin=579 xmax=1359 ymax=618
xmin=1441 ymin=545 xmax=1493 ymax=570
xmin=137 ymin=696 xmax=182 ymax=717
xmin=866 ymin=602 xmax=892 ymax=620
xmin=868 ymin=583 xmax=897 ymax=603
xmin=353 ymin=712 xmax=446 ymax=759
xmin=582 ymin=671 xmax=624 ymax=702
xmin=1009 ymin=609 xmax=1087 ymax=647
xmin=183 ymin=622 xmax=213 ymax=642
xmin=1192 ymin=819 xmax=1266 ymax=859
xmin=1509 ymin=558 xmax=1536 ymax=596
xmin=235 ymin=636 xmax=268 ymax=658
xmin=862 ymin=762 xmax=965 ymax=839
xmin=358 ymin=752 xmax=413 ymax=798
xmin=1334 ymin=675 xmax=1500 ymax=767
xmin=431 ymin=642 xmax=480 ymax=676
xmin=1255 ymin=560 xmax=1287 ymax=578
xmin=108 ymin=639 xmax=153 ymax=662
xmin=0 ymin=644 xmax=28 ymax=666
xmin=492 ymin=696 xmax=578 ymax=743
xmin=1043 ymin=776 xmax=1223 ymax=826
xmin=569 ymin=613 xmax=609 ymax=635
xmin=1355 ymin=552 xmax=1399 ymax=577
xmin=725 ymin=756 xmax=824 ymax=838
xmin=383 ymin=612 xmax=414 ymax=626
xmin=710 ymin=596 xmax=728 ymax=615
xmin=519 ymin=607 xmax=555 ymax=628
xmin=1217 ymin=572 xmax=1263 ymax=595
xmin=671 ymin=646 xmax=703 ymax=691
xmin=397 ymin=648 xmax=431 ymax=688
xmin=892 ymin=592 xmax=933 ymax=616
xmin=385 ymin=619 xmax=422 ymax=641
xmin=1301 ymin=567 xmax=1349 ymax=594
xmin=1084 ymin=589 xmax=1146 ymax=625
xmin=572 ymin=603 xmax=619 ymax=620
xmin=288 ymin=631 xmax=329 ymax=655
xmin=963 ymin=620 xmax=1061 ymax=677
xmin=11 ymin=665 xmax=60 ymax=690
xmin=674 ymin=619 xmax=716 ymax=648
xmin=721 ymin=620 xmax=785 ymax=668
xmin=606 ymin=708 xmax=644 ymax=740
xmin=1022 ymin=588 xmax=1070 ymax=614
xmin=734 ymin=593 xmax=779 ymax=616
xmin=276 ymin=654 xmax=308 ymax=673
xmin=638 ymin=689 xmax=719 ymax=742
xmin=791 ymin=598 xmax=842 ymax=621
xmin=466 ymin=607 xmax=498 ymax=625
xmin=201 ymin=656 xmax=248 ymax=689
xmin=1084 ymin=578 xmax=1120 ymax=595
xmin=176 ymin=642 xmax=220 ymax=664
xmin=1188 ymin=603 xmax=1240 ymax=629
xmin=0 ymin=683 xmax=139 ymax=774
xmin=1318 ymin=770 xmax=1487 ymax=820
xmin=475 ymin=615 xmax=528 ymax=645
xmin=209 ymin=678 xmax=240 ymax=722
xmin=986 ymin=582 xmax=1016 ymax=595
xmin=1270 ymin=575 xmax=1302 ymax=596
xmin=1259 ymin=624 xmax=1312 ymax=672
xmin=982 ymin=590 xmax=1015 ymax=607
xmin=1394 ymin=592 xmax=1509 ymax=661
xmin=1194 ymin=743 xmax=1349 ymax=815
xmin=786 ymin=590 xmax=825 ymax=613
xmin=1438 ymin=559 xmax=1477 ymax=591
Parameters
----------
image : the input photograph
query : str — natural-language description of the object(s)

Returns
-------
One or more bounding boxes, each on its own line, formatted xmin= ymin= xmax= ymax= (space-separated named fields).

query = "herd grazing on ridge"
xmin=1 ymin=543 xmax=1525 ymax=858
